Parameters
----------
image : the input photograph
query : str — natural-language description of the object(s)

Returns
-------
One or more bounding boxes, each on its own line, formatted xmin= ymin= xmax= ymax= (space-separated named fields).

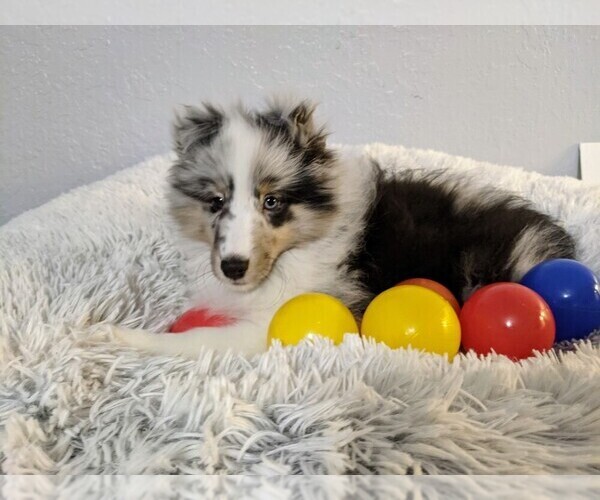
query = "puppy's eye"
xmin=263 ymin=195 xmax=281 ymax=211
xmin=209 ymin=196 xmax=225 ymax=213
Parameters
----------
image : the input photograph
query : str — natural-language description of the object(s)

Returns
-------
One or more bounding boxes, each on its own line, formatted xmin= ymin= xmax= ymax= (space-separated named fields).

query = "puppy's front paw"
xmin=110 ymin=326 xmax=190 ymax=357
xmin=110 ymin=326 xmax=155 ymax=350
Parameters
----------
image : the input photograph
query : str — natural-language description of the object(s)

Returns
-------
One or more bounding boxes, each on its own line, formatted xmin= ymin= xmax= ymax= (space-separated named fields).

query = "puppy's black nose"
xmin=220 ymin=256 xmax=249 ymax=280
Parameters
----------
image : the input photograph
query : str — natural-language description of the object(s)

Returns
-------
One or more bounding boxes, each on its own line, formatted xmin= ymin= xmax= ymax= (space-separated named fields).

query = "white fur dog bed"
xmin=0 ymin=144 xmax=599 ymax=475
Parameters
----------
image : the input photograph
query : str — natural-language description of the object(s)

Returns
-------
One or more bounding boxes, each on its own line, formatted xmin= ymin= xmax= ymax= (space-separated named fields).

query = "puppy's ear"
xmin=172 ymin=103 xmax=223 ymax=156
xmin=288 ymin=101 xmax=321 ymax=147
xmin=260 ymin=98 xmax=327 ymax=149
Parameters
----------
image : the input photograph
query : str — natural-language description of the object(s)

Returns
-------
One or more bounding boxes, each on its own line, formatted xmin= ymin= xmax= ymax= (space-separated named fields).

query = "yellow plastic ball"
xmin=268 ymin=293 xmax=359 ymax=347
xmin=361 ymin=285 xmax=461 ymax=358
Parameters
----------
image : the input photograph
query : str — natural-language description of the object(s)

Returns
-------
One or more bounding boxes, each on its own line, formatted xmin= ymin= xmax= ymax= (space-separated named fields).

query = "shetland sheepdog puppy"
xmin=114 ymin=97 xmax=575 ymax=357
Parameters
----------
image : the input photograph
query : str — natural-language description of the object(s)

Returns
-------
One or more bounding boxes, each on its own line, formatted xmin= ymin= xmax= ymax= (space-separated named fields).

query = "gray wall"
xmin=1 ymin=26 xmax=600 ymax=224
xmin=4 ymin=0 xmax=600 ymax=24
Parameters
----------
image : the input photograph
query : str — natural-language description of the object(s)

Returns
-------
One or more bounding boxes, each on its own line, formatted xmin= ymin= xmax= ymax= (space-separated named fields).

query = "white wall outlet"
xmin=579 ymin=143 xmax=600 ymax=184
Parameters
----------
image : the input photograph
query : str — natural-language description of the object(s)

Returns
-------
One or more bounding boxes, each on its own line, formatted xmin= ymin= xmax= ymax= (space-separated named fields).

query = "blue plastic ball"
xmin=520 ymin=259 xmax=600 ymax=342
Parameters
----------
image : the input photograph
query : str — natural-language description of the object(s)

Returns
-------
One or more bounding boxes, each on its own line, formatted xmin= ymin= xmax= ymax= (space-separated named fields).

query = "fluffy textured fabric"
xmin=2 ymin=475 xmax=600 ymax=498
xmin=0 ymin=144 xmax=599 ymax=475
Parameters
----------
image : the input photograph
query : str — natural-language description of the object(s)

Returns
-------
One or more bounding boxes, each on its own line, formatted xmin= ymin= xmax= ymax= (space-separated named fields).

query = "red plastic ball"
xmin=460 ymin=283 xmax=555 ymax=360
xmin=169 ymin=308 xmax=234 ymax=333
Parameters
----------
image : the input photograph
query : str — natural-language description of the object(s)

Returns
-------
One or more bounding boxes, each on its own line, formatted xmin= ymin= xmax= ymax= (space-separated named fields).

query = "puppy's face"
xmin=168 ymin=99 xmax=338 ymax=290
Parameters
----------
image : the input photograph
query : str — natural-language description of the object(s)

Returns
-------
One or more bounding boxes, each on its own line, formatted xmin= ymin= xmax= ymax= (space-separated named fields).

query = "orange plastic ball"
xmin=397 ymin=278 xmax=461 ymax=315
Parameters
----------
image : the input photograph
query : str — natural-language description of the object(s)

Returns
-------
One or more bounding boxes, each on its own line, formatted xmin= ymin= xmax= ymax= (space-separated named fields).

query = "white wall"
xmin=1 ymin=26 xmax=600 ymax=224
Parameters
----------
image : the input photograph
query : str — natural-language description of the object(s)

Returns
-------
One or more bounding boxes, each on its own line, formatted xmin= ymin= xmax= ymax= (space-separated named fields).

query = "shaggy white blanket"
xmin=0 ymin=144 xmax=599 ymax=476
